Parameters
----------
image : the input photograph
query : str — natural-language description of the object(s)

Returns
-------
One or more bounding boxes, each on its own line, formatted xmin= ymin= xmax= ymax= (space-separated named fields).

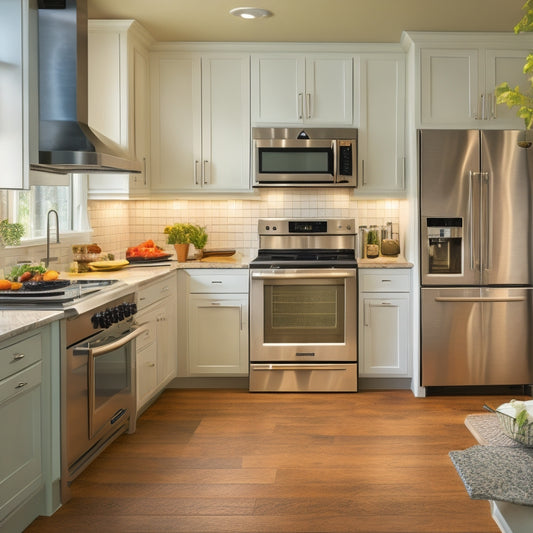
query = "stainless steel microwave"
xmin=252 ymin=127 xmax=357 ymax=188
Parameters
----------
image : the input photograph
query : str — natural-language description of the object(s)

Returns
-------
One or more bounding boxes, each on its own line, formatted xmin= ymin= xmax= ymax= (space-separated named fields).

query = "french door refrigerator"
xmin=419 ymin=129 xmax=533 ymax=387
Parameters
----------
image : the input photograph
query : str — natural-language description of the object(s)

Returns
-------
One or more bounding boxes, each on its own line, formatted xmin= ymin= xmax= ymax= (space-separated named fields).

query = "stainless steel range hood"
xmin=31 ymin=0 xmax=142 ymax=174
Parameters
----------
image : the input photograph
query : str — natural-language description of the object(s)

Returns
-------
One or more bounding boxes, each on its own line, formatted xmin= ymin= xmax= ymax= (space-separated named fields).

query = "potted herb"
xmin=188 ymin=225 xmax=208 ymax=258
xmin=164 ymin=223 xmax=194 ymax=262
xmin=496 ymin=0 xmax=533 ymax=141
xmin=0 ymin=219 xmax=24 ymax=247
xmin=366 ymin=228 xmax=380 ymax=258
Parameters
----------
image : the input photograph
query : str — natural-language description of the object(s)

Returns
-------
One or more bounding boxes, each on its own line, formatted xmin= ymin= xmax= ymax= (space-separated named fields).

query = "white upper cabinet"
xmin=251 ymin=54 xmax=353 ymax=125
xmin=150 ymin=52 xmax=250 ymax=193
xmin=403 ymin=32 xmax=533 ymax=129
xmin=87 ymin=20 xmax=153 ymax=198
xmin=0 ymin=0 xmax=37 ymax=190
xmin=357 ymin=53 xmax=405 ymax=194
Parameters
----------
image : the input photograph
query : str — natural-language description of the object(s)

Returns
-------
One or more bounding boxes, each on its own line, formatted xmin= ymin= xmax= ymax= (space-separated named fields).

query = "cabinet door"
xmin=130 ymin=43 xmax=151 ymax=193
xmin=0 ymin=363 xmax=42 ymax=520
xmin=150 ymin=54 xmax=202 ymax=192
xmin=201 ymin=55 xmax=251 ymax=190
xmin=0 ymin=0 xmax=35 ymax=189
xmin=136 ymin=341 xmax=158 ymax=409
xmin=359 ymin=294 xmax=410 ymax=377
xmin=485 ymin=49 xmax=531 ymax=128
xmin=358 ymin=54 xmax=405 ymax=193
xmin=87 ymin=23 xmax=130 ymax=197
xmin=188 ymin=295 xmax=248 ymax=375
xmin=156 ymin=299 xmax=177 ymax=386
xmin=420 ymin=48 xmax=480 ymax=126
xmin=305 ymin=56 xmax=353 ymax=125
xmin=251 ymin=55 xmax=305 ymax=124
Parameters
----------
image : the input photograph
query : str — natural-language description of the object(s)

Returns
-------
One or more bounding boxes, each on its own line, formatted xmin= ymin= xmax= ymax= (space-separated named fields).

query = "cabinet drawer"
xmin=187 ymin=271 xmax=248 ymax=293
xmin=137 ymin=276 xmax=174 ymax=309
xmin=135 ymin=320 xmax=157 ymax=351
xmin=0 ymin=361 xmax=42 ymax=404
xmin=359 ymin=271 xmax=411 ymax=292
xmin=0 ymin=332 xmax=42 ymax=381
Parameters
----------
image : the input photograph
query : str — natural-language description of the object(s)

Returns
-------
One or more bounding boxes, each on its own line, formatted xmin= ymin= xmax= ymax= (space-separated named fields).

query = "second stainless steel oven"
xmin=249 ymin=219 xmax=358 ymax=392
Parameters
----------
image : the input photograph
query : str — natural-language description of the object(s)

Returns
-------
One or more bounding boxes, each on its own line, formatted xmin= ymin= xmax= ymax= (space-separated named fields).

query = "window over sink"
xmin=0 ymin=174 xmax=90 ymax=244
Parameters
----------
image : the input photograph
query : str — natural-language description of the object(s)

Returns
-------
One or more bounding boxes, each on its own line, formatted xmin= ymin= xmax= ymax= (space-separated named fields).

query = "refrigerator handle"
xmin=468 ymin=171 xmax=475 ymax=271
xmin=481 ymin=172 xmax=492 ymax=272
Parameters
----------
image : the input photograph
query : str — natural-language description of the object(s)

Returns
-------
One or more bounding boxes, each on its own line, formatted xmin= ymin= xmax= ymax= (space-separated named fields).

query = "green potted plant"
xmin=164 ymin=223 xmax=194 ymax=262
xmin=188 ymin=225 xmax=208 ymax=258
xmin=496 ymin=0 xmax=533 ymax=142
xmin=0 ymin=219 xmax=24 ymax=247
xmin=366 ymin=227 xmax=380 ymax=258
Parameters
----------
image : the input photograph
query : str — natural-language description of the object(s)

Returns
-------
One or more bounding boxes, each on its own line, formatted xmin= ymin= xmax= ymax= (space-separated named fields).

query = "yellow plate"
xmin=88 ymin=260 xmax=129 ymax=271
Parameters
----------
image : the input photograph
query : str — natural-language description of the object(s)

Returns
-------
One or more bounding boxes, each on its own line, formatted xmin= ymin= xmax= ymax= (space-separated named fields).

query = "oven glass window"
xmin=259 ymin=148 xmax=333 ymax=174
xmin=264 ymin=283 xmax=345 ymax=343
xmin=94 ymin=347 xmax=130 ymax=410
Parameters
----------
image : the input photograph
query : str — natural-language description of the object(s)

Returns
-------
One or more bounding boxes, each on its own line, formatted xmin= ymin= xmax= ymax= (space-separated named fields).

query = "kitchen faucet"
xmin=45 ymin=209 xmax=60 ymax=268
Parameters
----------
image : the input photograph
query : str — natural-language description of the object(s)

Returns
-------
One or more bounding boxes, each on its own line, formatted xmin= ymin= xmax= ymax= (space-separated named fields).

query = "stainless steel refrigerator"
xmin=419 ymin=129 xmax=533 ymax=387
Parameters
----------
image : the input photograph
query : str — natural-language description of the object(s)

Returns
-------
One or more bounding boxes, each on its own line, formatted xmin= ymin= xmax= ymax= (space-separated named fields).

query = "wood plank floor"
xmin=25 ymin=389 xmax=523 ymax=533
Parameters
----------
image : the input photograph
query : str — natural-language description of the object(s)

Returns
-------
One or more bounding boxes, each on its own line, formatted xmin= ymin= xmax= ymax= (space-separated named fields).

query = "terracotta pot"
xmin=174 ymin=243 xmax=190 ymax=262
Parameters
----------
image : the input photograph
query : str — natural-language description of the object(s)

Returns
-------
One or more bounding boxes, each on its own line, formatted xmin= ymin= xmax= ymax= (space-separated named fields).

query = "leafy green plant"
xmin=188 ymin=225 xmax=208 ymax=250
xmin=164 ymin=223 xmax=194 ymax=244
xmin=0 ymin=219 xmax=24 ymax=247
xmin=367 ymin=229 xmax=379 ymax=245
xmin=496 ymin=0 xmax=533 ymax=128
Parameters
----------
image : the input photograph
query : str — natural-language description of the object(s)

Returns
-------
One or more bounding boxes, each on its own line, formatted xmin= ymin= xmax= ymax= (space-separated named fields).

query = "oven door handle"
xmin=252 ymin=364 xmax=349 ymax=371
xmin=82 ymin=323 xmax=149 ymax=358
xmin=251 ymin=271 xmax=356 ymax=280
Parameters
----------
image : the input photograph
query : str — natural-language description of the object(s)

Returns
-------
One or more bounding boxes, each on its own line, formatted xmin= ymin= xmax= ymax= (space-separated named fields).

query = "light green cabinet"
xmin=0 ymin=323 xmax=60 ymax=532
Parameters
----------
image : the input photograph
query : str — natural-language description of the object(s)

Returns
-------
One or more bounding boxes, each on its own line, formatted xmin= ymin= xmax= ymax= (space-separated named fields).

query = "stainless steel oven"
xmin=249 ymin=219 xmax=358 ymax=392
xmin=62 ymin=293 xmax=147 ymax=502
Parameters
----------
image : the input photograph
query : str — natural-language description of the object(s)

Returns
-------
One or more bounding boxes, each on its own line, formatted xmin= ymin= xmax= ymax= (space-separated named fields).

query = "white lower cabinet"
xmin=183 ymin=269 xmax=249 ymax=376
xmin=358 ymin=269 xmax=411 ymax=377
xmin=135 ymin=273 xmax=178 ymax=412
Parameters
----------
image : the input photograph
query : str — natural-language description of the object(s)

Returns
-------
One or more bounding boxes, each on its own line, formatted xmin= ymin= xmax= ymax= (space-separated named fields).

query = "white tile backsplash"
xmin=0 ymin=189 xmax=404 ymax=270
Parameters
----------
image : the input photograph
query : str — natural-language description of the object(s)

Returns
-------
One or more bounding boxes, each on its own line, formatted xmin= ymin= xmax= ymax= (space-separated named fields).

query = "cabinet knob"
xmin=15 ymin=382 xmax=28 ymax=389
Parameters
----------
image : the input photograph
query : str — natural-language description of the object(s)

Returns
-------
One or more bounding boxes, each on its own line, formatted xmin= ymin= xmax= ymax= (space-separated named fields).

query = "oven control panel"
xmin=258 ymin=218 xmax=355 ymax=235
xmin=91 ymin=302 xmax=138 ymax=329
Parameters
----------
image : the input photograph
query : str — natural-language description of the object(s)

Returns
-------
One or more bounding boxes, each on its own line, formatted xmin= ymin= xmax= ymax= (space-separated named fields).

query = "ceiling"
xmin=87 ymin=0 xmax=527 ymax=43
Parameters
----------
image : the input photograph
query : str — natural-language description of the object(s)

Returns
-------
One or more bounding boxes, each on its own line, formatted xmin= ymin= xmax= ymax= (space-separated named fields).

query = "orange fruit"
xmin=43 ymin=270 xmax=59 ymax=281
xmin=0 ymin=279 xmax=12 ymax=290
xmin=10 ymin=282 xmax=22 ymax=291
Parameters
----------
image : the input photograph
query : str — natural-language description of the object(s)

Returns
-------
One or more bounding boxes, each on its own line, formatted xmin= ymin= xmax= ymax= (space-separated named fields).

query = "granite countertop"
xmin=0 ymin=309 xmax=63 ymax=343
xmin=358 ymin=256 xmax=414 ymax=268
xmin=0 ymin=253 xmax=250 ymax=343
xmin=449 ymin=413 xmax=533 ymax=533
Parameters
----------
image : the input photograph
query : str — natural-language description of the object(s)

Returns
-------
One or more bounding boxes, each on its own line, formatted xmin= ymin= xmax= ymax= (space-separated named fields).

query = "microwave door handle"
xmin=332 ymin=139 xmax=337 ymax=180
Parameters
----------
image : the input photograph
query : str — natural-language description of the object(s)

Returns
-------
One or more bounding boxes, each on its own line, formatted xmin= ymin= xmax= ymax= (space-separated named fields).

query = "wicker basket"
xmin=496 ymin=401 xmax=533 ymax=447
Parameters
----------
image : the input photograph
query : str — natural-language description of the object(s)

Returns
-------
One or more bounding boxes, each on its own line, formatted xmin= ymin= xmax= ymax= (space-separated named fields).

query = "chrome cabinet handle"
xmin=15 ymin=382 xmax=28 ymax=389
xmin=298 ymin=92 xmax=303 ymax=119
xmin=142 ymin=156 xmax=147 ymax=186
xmin=194 ymin=160 xmax=200 ymax=185
xmin=202 ymin=160 xmax=209 ymax=185
xmin=12 ymin=353 xmax=25 ymax=361
xmin=306 ymin=92 xmax=311 ymax=119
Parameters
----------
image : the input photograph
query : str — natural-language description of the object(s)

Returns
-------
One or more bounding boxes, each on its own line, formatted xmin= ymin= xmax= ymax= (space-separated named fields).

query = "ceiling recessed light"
xmin=229 ymin=7 xmax=273 ymax=20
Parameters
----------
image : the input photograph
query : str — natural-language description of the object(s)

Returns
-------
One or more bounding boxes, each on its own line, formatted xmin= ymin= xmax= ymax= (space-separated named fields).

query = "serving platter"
xmin=126 ymin=254 xmax=172 ymax=263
